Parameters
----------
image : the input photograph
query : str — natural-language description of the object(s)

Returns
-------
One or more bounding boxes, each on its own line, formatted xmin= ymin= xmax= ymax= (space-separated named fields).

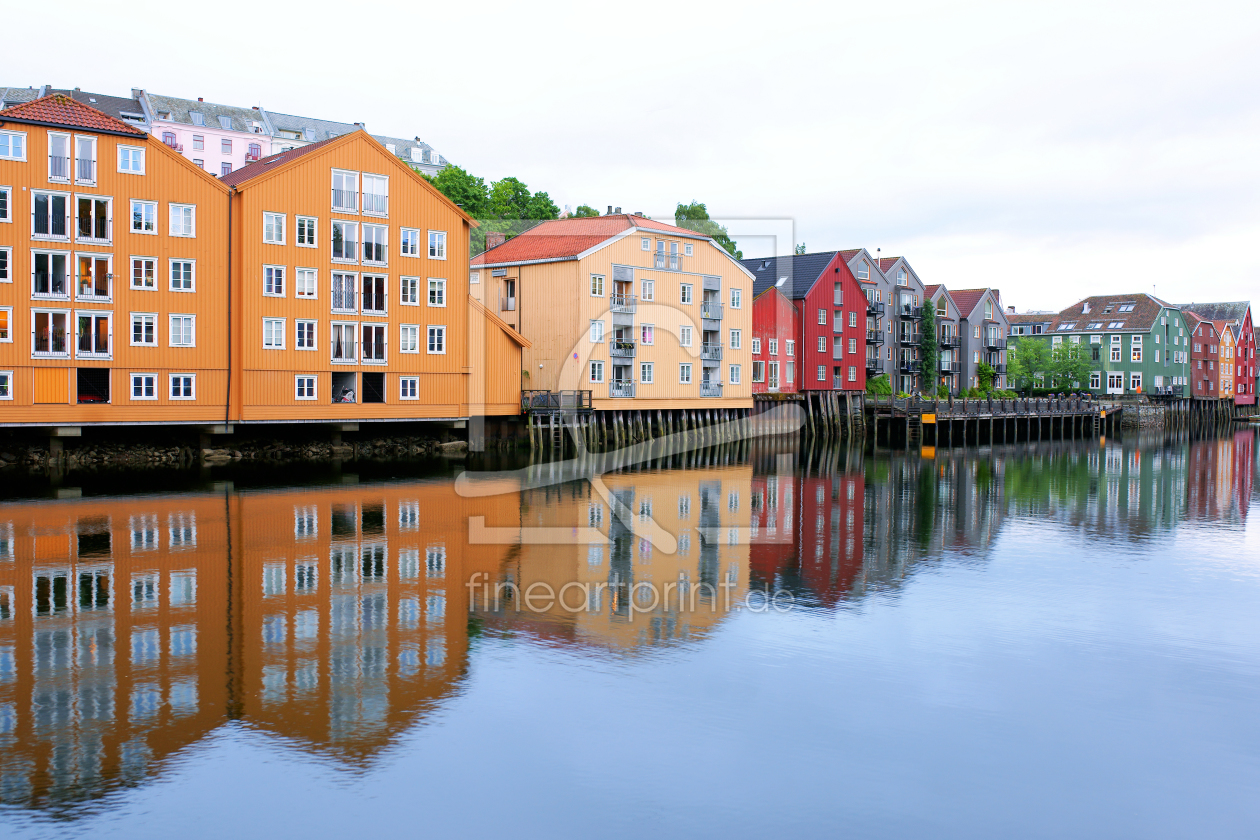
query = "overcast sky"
xmin=8 ymin=0 xmax=1258 ymax=310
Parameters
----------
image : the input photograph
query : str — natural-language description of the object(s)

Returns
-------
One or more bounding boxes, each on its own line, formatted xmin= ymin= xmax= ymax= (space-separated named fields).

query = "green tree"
xmin=675 ymin=201 xmax=742 ymax=258
xmin=866 ymin=373 xmax=893 ymax=396
xmin=1050 ymin=342 xmax=1091 ymax=390
xmin=919 ymin=313 xmax=939 ymax=394
xmin=794 ymin=243 xmax=807 ymax=255
xmin=424 ymin=165 xmax=488 ymax=217
xmin=1007 ymin=337 xmax=1052 ymax=393
xmin=977 ymin=360 xmax=995 ymax=391
xmin=572 ymin=204 xmax=601 ymax=217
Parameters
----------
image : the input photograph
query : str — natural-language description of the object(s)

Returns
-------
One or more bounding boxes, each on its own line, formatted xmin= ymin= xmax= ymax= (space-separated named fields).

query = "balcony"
xmin=866 ymin=329 xmax=885 ymax=345
xmin=898 ymin=360 xmax=919 ymax=374
xmin=898 ymin=332 xmax=919 ymax=346
xmin=833 ymin=320 xmax=844 ymax=334
xmin=162 ymin=140 xmax=183 ymax=153
xmin=654 ymin=253 xmax=680 ymax=270
xmin=49 ymin=155 xmax=70 ymax=180
xmin=701 ymin=301 xmax=723 ymax=320
xmin=897 ymin=304 xmax=923 ymax=319
xmin=332 ymin=188 xmax=358 ymax=213
xmin=867 ymin=299 xmax=886 ymax=316
xmin=700 ymin=382 xmax=722 ymax=397
xmin=610 ymin=379 xmax=635 ymax=398
xmin=76 ymin=159 xmax=96 ymax=183
xmin=700 ymin=343 xmax=723 ymax=361
xmin=985 ymin=337 xmax=1007 ymax=350
xmin=940 ymin=334 xmax=960 ymax=348
xmin=940 ymin=360 xmax=961 ymax=373
xmin=832 ymin=346 xmax=844 ymax=361
xmin=500 ymin=296 xmax=516 ymax=312
xmin=610 ymin=339 xmax=637 ymax=358
xmin=991 ymin=363 xmax=1008 ymax=374
xmin=245 ymin=152 xmax=261 ymax=163
xmin=362 ymin=193 xmax=388 ymax=215
xmin=610 ymin=293 xmax=637 ymax=314
xmin=76 ymin=217 xmax=111 ymax=243
xmin=865 ymin=357 xmax=883 ymax=373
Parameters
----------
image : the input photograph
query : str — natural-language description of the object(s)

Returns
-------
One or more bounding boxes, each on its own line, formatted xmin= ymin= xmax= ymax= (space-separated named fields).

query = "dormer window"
xmin=191 ymin=112 xmax=204 ymax=126
xmin=218 ymin=115 xmax=232 ymax=130
xmin=856 ymin=261 xmax=869 ymax=280
xmin=1102 ymin=305 xmax=1113 ymax=313
xmin=159 ymin=111 xmax=172 ymax=120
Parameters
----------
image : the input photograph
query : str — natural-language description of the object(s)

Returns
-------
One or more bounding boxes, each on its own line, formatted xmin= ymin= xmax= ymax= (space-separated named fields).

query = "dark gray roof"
xmin=47 ymin=88 xmax=146 ymax=125
xmin=148 ymin=93 xmax=269 ymax=134
xmin=741 ymin=252 xmax=839 ymax=300
xmin=1179 ymin=301 xmax=1251 ymax=327
xmin=266 ymin=110 xmax=360 ymax=143
xmin=371 ymin=133 xmax=446 ymax=167
xmin=0 ymin=86 xmax=41 ymax=107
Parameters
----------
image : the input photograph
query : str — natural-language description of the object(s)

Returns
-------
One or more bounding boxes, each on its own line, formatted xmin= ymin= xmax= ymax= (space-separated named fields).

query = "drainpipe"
xmin=226 ymin=187 xmax=233 ymax=424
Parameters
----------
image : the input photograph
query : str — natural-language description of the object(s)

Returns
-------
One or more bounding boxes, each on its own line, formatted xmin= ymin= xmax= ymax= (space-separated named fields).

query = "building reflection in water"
xmin=0 ymin=430 xmax=1252 ymax=812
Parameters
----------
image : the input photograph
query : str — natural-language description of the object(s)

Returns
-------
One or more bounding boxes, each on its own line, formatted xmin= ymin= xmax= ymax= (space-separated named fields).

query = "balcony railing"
xmin=866 ymin=329 xmax=885 ymax=345
xmin=49 ymin=156 xmax=70 ymax=180
xmin=610 ymin=293 xmax=637 ymax=314
xmin=701 ymin=301 xmax=723 ymax=320
xmin=332 ymin=188 xmax=358 ymax=212
xmin=867 ymin=299 xmax=886 ymax=316
xmin=700 ymin=343 xmax=723 ymax=361
xmin=833 ymin=320 xmax=844 ymax=334
xmin=991 ymin=363 xmax=1008 ymax=374
xmin=610 ymin=339 xmax=637 ymax=358
xmin=162 ymin=140 xmax=183 ymax=153
xmin=500 ymin=296 xmax=516 ymax=312
xmin=77 ymin=217 xmax=111 ymax=242
xmin=940 ymin=360 xmax=961 ymax=373
xmin=363 ymin=193 xmax=388 ymax=214
xmin=897 ymin=304 xmax=923 ymax=319
xmin=898 ymin=332 xmax=919 ymax=345
xmin=34 ymin=331 xmax=69 ymax=355
xmin=940 ymin=335 xmax=960 ymax=348
xmin=76 ymin=159 xmax=96 ymax=183
xmin=865 ymin=357 xmax=882 ymax=373
xmin=33 ymin=272 xmax=69 ymax=297
xmin=654 ymin=253 xmax=680 ymax=270
xmin=245 ymin=151 xmax=262 ymax=162
xmin=77 ymin=273 xmax=113 ymax=299
xmin=832 ymin=346 xmax=844 ymax=361
xmin=985 ymin=337 xmax=1007 ymax=350
xmin=898 ymin=360 xmax=919 ymax=373
xmin=33 ymin=213 xmax=69 ymax=239
xmin=610 ymin=379 xmax=635 ymax=398
xmin=700 ymin=382 xmax=722 ymax=397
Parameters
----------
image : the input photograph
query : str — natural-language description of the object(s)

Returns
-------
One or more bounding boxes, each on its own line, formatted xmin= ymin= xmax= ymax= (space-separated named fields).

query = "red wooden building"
xmin=1182 ymin=302 xmax=1255 ymax=405
xmin=742 ymin=251 xmax=867 ymax=395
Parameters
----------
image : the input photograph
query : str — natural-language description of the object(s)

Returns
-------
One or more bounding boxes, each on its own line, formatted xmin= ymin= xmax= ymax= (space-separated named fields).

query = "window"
xmin=641 ymin=237 xmax=651 ymax=251
xmin=332 ymin=272 xmax=357 ymax=312
xmin=169 ymin=315 xmax=195 ymax=347
xmin=48 ymin=132 xmax=70 ymax=180
xmin=640 ymin=362 xmax=654 ymax=384
xmin=730 ymin=329 xmax=741 ymax=349
xmin=74 ymin=311 xmax=111 ymax=358
xmin=332 ymin=221 xmax=358 ymax=261
xmin=401 ymin=228 xmax=420 ymax=256
xmin=590 ymin=274 xmax=605 ymax=296
xmin=33 ymin=191 xmax=70 ymax=238
xmin=131 ymin=313 xmax=156 ymax=346
xmin=296 ymin=216 xmax=316 ymax=247
xmin=168 ymin=259 xmax=194 ymax=292
xmin=768 ymin=339 xmax=778 ymax=356
xmin=641 ymin=323 xmax=654 ymax=345
xmin=848 ymin=365 xmax=857 ymax=382
xmin=220 ymin=139 xmax=233 ymax=155
xmin=400 ymin=376 xmax=419 ymax=399
xmin=170 ymin=204 xmax=195 ymax=237
xmin=263 ymin=212 xmax=285 ymax=244
xmin=1110 ymin=342 xmax=1122 ymax=362
xmin=856 ymin=261 xmax=869 ymax=280
xmin=75 ymin=135 xmax=99 ymax=184
xmin=75 ymin=254 xmax=111 ymax=300
xmin=75 ymin=195 xmax=110 ymax=242
xmin=1090 ymin=371 xmax=1101 ymax=389
xmin=680 ymin=325 xmax=692 ymax=347
xmin=590 ymin=320 xmax=604 ymax=342
xmin=264 ymin=265 xmax=285 ymax=297
xmin=641 ymin=279 xmax=654 ymax=301
xmin=752 ymin=361 xmax=765 ymax=382
xmin=590 ymin=360 xmax=605 ymax=383
xmin=1131 ymin=337 xmax=1142 ymax=362
xmin=170 ymin=374 xmax=195 ymax=400
xmin=818 ymin=309 xmax=827 ymax=325
xmin=818 ymin=336 xmax=826 ymax=353
xmin=32 ymin=310 xmax=69 ymax=356
xmin=362 ymin=174 xmax=388 ymax=215
xmin=296 ymin=376 xmax=317 ymax=400
xmin=296 ymin=268 xmax=317 ymax=298
xmin=1118 ymin=303 xmax=1135 ymax=313
xmin=220 ymin=162 xmax=232 ymax=177
xmin=685 ymin=244 xmax=694 ymax=256
xmin=263 ymin=318 xmax=285 ymax=349
xmin=680 ymin=283 xmax=693 ymax=305
xmin=849 ymin=311 xmax=858 ymax=328
xmin=427 ymin=325 xmax=446 ymax=353
xmin=0 ymin=307 xmax=9 ymax=342
xmin=294 ymin=319 xmax=315 ymax=350
xmin=130 ymin=373 xmax=156 ymax=400
xmin=33 ymin=251 xmax=69 ymax=297
xmin=362 ymin=224 xmax=387 ymax=263
xmin=428 ymin=278 xmax=446 ymax=306
xmin=192 ymin=134 xmax=204 ymax=149
xmin=730 ymin=364 xmax=741 ymax=384
xmin=849 ymin=338 xmax=857 ymax=354
xmin=428 ymin=230 xmax=446 ymax=259
xmin=131 ymin=199 xmax=157 ymax=234
xmin=1130 ymin=372 xmax=1142 ymax=391
xmin=400 ymin=324 xmax=419 ymax=353
xmin=0 ymin=187 xmax=9 ymax=223
xmin=731 ymin=288 xmax=742 ymax=309
xmin=897 ymin=268 xmax=907 ymax=286
xmin=680 ymin=363 xmax=692 ymax=384
xmin=361 ymin=274 xmax=387 ymax=314
xmin=0 ymin=129 xmax=28 ymax=161
xmin=130 ymin=256 xmax=157 ymax=290
xmin=751 ymin=338 xmax=761 ymax=355
xmin=816 ymin=365 xmax=825 ymax=381
xmin=361 ymin=324 xmax=386 ymax=362
xmin=400 ymin=276 xmax=419 ymax=305
xmin=331 ymin=323 xmax=356 ymax=361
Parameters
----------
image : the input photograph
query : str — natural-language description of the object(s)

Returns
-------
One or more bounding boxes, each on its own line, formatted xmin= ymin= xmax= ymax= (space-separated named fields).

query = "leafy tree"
xmin=919 ymin=314 xmax=939 ymax=393
xmin=675 ymin=201 xmax=742 ymax=258
xmin=423 ymin=165 xmax=488 ymax=217
xmin=1050 ymin=342 xmax=1091 ymax=390
xmin=977 ymin=360 xmax=995 ymax=391
xmin=572 ymin=205 xmax=601 ymax=218
xmin=866 ymin=373 xmax=893 ymax=396
xmin=794 ymin=243 xmax=807 ymax=255
xmin=1007 ymin=337 xmax=1053 ymax=393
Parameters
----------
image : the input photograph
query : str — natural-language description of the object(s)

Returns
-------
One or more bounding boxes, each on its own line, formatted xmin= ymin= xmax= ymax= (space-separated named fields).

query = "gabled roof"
xmin=265 ymin=110 xmax=359 ymax=144
xmin=0 ymin=86 xmax=40 ymax=107
xmin=1182 ymin=310 xmax=1202 ymax=332
xmin=1180 ymin=301 xmax=1251 ymax=327
xmin=1007 ymin=311 xmax=1057 ymax=325
xmin=741 ymin=252 xmax=841 ymax=299
xmin=470 ymin=215 xmax=711 ymax=267
xmin=372 ymin=134 xmax=446 ymax=167
xmin=1211 ymin=320 xmax=1233 ymax=341
xmin=147 ymin=93 xmax=269 ymax=134
xmin=0 ymin=93 xmax=145 ymax=137
xmin=924 ymin=284 xmax=960 ymax=318
xmin=949 ymin=289 xmax=990 ymax=320
xmin=47 ymin=88 xmax=147 ymax=126
xmin=1053 ymin=293 xmax=1172 ymax=333
xmin=218 ymin=136 xmax=340 ymax=187
xmin=468 ymin=296 xmax=531 ymax=348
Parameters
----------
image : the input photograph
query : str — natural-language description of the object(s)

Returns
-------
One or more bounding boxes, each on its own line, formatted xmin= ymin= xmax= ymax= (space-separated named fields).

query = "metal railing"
xmin=701 ymin=301 xmax=723 ymax=320
xmin=49 ymin=156 xmax=70 ymax=179
xmin=833 ymin=346 xmax=845 ymax=361
xmin=162 ymin=139 xmax=183 ymax=152
xmin=940 ymin=360 xmax=961 ymax=373
xmin=897 ymin=304 xmax=923 ymax=319
xmin=991 ymin=363 xmax=1008 ymax=374
xmin=362 ymin=193 xmax=388 ymax=214
xmin=700 ymin=343 xmax=723 ymax=361
xmin=500 ymin=297 xmax=516 ymax=312
xmin=77 ymin=273 xmax=113 ymax=299
xmin=76 ymin=159 xmax=96 ymax=182
xmin=865 ymin=357 xmax=882 ymax=372
xmin=898 ymin=360 xmax=919 ymax=373
xmin=610 ymin=339 xmax=637 ymax=358
xmin=332 ymin=188 xmax=358 ymax=212
xmin=867 ymin=300 xmax=886 ymax=316
xmin=522 ymin=390 xmax=593 ymax=412
xmin=867 ymin=329 xmax=885 ymax=345
xmin=985 ymin=337 xmax=1007 ymax=350
xmin=898 ymin=332 xmax=919 ymax=345
xmin=33 ymin=272 xmax=69 ymax=297
xmin=331 ymin=338 xmax=357 ymax=362
xmin=77 ymin=217 xmax=111 ymax=242
xmin=33 ymin=330 xmax=68 ymax=354
xmin=245 ymin=151 xmax=261 ymax=162
xmin=700 ymin=382 xmax=722 ymax=397
xmin=33 ymin=212 xmax=69 ymax=238
xmin=610 ymin=293 xmax=637 ymax=314
xmin=833 ymin=320 xmax=844 ymax=334
xmin=654 ymin=253 xmax=680 ymax=270
xmin=610 ymin=380 xmax=636 ymax=398
xmin=940 ymin=334 xmax=960 ymax=348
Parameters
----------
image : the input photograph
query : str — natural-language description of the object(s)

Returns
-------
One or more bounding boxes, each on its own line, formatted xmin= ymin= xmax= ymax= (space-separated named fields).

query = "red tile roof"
xmin=1182 ymin=310 xmax=1201 ymax=332
xmin=0 ymin=93 xmax=146 ymax=136
xmin=923 ymin=283 xmax=943 ymax=297
xmin=878 ymin=257 xmax=900 ymax=271
xmin=472 ymin=215 xmax=709 ymax=266
xmin=948 ymin=289 xmax=989 ymax=319
xmin=219 ymin=136 xmax=341 ymax=187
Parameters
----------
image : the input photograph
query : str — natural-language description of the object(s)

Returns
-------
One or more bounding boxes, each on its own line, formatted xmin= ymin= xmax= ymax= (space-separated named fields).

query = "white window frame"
xmin=169 ymin=203 xmax=195 ymax=238
xmin=729 ymin=364 xmax=741 ymax=384
xmin=31 ymin=308 xmax=71 ymax=358
xmin=331 ymin=271 xmax=358 ymax=313
xmin=427 ymin=325 xmax=446 ymax=354
xmin=680 ymin=325 xmax=692 ymax=347
xmin=685 ymin=244 xmax=694 ymax=256
xmin=640 ymin=237 xmax=650 ymax=251
xmin=751 ymin=338 xmax=761 ymax=355
xmin=0 ymin=188 xmax=10 ymax=224
xmin=295 ymin=267 xmax=317 ymax=299
xmin=296 ymin=215 xmax=317 ymax=248
xmin=428 ymin=278 xmax=447 ymax=307
xmin=400 ymin=376 xmax=420 ymax=400
xmin=590 ymin=274 xmax=605 ymax=296
xmin=169 ymin=373 xmax=196 ymax=401
xmin=131 ymin=199 xmax=158 ymax=235
xmin=428 ymin=230 xmax=447 ymax=260
xmin=295 ymin=319 xmax=318 ymax=351
xmin=680 ymin=283 xmax=693 ymax=304
xmin=169 ymin=258 xmax=195 ymax=292
xmin=680 ymin=363 xmax=693 ymax=384
xmin=47 ymin=131 xmax=71 ymax=182
xmin=331 ymin=221 xmax=358 ymax=263
xmin=0 ymin=129 xmax=28 ymax=162
xmin=640 ymin=361 xmax=654 ymax=384
xmin=332 ymin=169 xmax=359 ymax=212
xmin=263 ymin=318 xmax=286 ymax=349
xmin=72 ymin=309 xmax=112 ymax=360
xmin=768 ymin=338 xmax=778 ymax=356
xmin=361 ymin=173 xmax=389 ymax=217
xmin=0 ymin=306 xmax=11 ymax=343
xmin=818 ymin=336 xmax=826 ymax=353
xmin=400 ymin=324 xmax=420 ymax=354
xmin=32 ymin=190 xmax=71 ymax=240
xmin=263 ymin=212 xmax=286 ymax=244
xmin=73 ymin=251 xmax=112 ymax=301
xmin=73 ymin=193 xmax=112 ymax=243
xmin=730 ymin=329 xmax=741 ymax=349
xmin=130 ymin=372 xmax=158 ymax=401
xmin=130 ymin=256 xmax=157 ymax=290
xmin=400 ymin=276 xmax=420 ymax=306
xmin=264 ymin=265 xmax=286 ymax=297
xmin=752 ymin=360 xmax=765 ymax=382
xmin=169 ymin=314 xmax=196 ymax=348
xmin=330 ymin=322 xmax=358 ymax=363
xmin=295 ymin=375 xmax=318 ymax=400
xmin=730 ymin=288 xmax=741 ymax=309
xmin=818 ymin=365 xmax=826 ymax=382
xmin=401 ymin=227 xmax=421 ymax=257
xmin=590 ymin=320 xmax=604 ymax=343
xmin=362 ymin=223 xmax=388 ymax=265
xmin=130 ymin=312 xmax=157 ymax=347
xmin=786 ymin=339 xmax=795 ymax=356
xmin=641 ymin=278 xmax=654 ymax=301
xmin=590 ymin=360 xmax=605 ymax=384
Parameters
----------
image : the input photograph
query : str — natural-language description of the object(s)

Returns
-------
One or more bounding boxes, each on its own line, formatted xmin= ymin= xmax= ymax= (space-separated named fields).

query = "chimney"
xmin=131 ymin=88 xmax=144 ymax=99
xmin=252 ymin=105 xmax=259 ymax=110
xmin=614 ymin=206 xmax=621 ymax=214
xmin=634 ymin=211 xmax=643 ymax=216
xmin=354 ymin=122 xmax=363 ymax=129
xmin=607 ymin=205 xmax=613 ymax=215
xmin=486 ymin=231 xmax=507 ymax=250
xmin=1007 ymin=305 xmax=1015 ymax=313
xmin=1083 ymin=302 xmax=1091 ymax=314
xmin=74 ymin=87 xmax=81 ymax=94
xmin=198 ymin=97 xmax=204 ymax=102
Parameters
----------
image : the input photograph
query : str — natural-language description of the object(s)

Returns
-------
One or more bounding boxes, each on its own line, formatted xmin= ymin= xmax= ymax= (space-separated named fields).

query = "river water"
xmin=1 ymin=431 xmax=1258 ymax=839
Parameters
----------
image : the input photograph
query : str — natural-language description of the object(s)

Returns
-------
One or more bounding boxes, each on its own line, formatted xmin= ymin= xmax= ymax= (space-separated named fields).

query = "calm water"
xmin=1 ymin=432 xmax=1258 ymax=839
